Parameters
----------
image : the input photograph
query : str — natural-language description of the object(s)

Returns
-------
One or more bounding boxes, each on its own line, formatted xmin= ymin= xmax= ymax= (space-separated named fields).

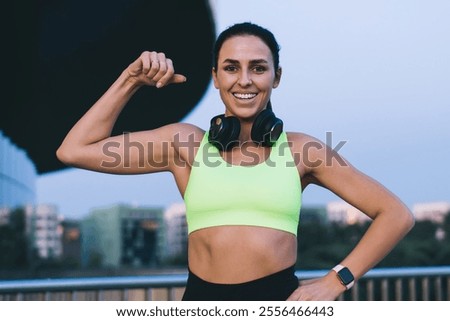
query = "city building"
xmin=412 ymin=202 xmax=450 ymax=224
xmin=0 ymin=131 xmax=37 ymax=209
xmin=326 ymin=201 xmax=371 ymax=225
xmin=61 ymin=219 xmax=82 ymax=267
xmin=163 ymin=203 xmax=188 ymax=262
xmin=81 ymin=204 xmax=165 ymax=268
xmin=26 ymin=204 xmax=63 ymax=260
xmin=0 ymin=204 xmax=63 ymax=265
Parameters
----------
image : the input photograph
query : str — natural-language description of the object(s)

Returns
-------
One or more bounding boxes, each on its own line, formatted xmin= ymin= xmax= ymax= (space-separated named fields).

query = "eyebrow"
xmin=222 ymin=58 xmax=269 ymax=65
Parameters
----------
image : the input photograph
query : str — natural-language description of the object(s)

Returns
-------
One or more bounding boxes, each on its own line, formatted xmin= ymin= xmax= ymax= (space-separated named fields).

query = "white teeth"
xmin=233 ymin=93 xmax=257 ymax=99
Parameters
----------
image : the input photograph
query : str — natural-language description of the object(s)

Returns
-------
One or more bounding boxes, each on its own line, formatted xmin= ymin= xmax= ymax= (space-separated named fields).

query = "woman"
xmin=57 ymin=22 xmax=414 ymax=300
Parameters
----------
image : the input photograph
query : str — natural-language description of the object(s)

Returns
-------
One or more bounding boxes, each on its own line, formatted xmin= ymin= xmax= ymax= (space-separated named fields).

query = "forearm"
xmin=340 ymin=203 xmax=414 ymax=280
xmin=57 ymin=71 xmax=139 ymax=158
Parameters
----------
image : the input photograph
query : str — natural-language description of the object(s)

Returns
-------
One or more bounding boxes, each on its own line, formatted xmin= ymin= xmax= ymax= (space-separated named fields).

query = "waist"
xmin=188 ymin=225 xmax=297 ymax=284
xmin=182 ymin=264 xmax=298 ymax=301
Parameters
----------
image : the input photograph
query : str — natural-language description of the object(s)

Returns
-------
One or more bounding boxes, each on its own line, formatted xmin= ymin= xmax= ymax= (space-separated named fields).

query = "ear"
xmin=273 ymin=67 xmax=282 ymax=88
xmin=212 ymin=67 xmax=219 ymax=89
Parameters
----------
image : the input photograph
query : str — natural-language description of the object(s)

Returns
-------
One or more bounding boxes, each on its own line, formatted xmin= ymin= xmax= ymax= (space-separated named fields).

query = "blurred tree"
xmin=0 ymin=208 xmax=28 ymax=269
xmin=296 ymin=219 xmax=449 ymax=270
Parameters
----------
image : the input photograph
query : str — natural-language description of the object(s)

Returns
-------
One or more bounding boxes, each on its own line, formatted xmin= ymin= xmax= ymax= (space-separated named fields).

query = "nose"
xmin=238 ymin=70 xmax=252 ymax=87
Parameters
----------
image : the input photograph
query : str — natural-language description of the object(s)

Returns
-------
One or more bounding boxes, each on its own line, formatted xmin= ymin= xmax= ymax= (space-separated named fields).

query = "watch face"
xmin=338 ymin=267 xmax=354 ymax=285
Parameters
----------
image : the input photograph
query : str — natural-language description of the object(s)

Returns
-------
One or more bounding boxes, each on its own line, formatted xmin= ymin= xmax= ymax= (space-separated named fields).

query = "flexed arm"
xmin=56 ymin=51 xmax=188 ymax=174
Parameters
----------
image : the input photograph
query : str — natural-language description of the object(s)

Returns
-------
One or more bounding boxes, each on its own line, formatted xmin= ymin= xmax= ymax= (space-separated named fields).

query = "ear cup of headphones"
xmin=208 ymin=114 xmax=241 ymax=150
xmin=251 ymin=109 xmax=283 ymax=146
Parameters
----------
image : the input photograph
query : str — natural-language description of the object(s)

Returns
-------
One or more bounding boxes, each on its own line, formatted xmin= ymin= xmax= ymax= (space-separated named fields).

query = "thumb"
xmin=170 ymin=74 xmax=187 ymax=84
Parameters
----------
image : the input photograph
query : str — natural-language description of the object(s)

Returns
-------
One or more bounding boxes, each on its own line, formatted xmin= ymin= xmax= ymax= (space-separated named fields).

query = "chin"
xmin=228 ymin=104 xmax=264 ymax=119
xmin=228 ymin=109 xmax=259 ymax=121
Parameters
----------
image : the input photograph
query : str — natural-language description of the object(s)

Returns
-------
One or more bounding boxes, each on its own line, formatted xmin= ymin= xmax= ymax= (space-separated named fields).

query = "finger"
xmin=153 ymin=53 xmax=168 ymax=84
xmin=157 ymin=59 xmax=187 ymax=88
xmin=140 ymin=51 xmax=151 ymax=74
xmin=155 ymin=58 xmax=175 ymax=88
xmin=127 ymin=55 xmax=144 ymax=77
xmin=286 ymin=293 xmax=299 ymax=301
xmin=300 ymin=278 xmax=318 ymax=286
xmin=146 ymin=51 xmax=160 ymax=79
xmin=286 ymin=287 xmax=300 ymax=301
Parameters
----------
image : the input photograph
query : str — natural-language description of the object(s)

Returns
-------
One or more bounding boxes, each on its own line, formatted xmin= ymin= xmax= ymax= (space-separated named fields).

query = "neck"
xmin=238 ymin=120 xmax=254 ymax=144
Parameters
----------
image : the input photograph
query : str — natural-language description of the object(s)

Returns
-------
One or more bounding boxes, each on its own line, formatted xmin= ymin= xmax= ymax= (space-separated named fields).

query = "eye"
xmin=252 ymin=65 xmax=267 ymax=73
xmin=223 ymin=65 xmax=238 ymax=72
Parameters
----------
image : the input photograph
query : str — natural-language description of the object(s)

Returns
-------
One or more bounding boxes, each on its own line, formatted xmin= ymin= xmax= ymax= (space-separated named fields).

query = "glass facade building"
xmin=81 ymin=204 xmax=165 ymax=268
xmin=0 ymin=131 xmax=37 ymax=209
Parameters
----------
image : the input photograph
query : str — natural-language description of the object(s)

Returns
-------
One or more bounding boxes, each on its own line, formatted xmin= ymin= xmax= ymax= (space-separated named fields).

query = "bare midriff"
xmin=188 ymin=225 xmax=297 ymax=284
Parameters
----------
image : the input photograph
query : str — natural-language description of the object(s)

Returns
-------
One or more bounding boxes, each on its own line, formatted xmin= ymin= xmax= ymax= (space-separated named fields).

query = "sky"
xmin=37 ymin=0 xmax=450 ymax=219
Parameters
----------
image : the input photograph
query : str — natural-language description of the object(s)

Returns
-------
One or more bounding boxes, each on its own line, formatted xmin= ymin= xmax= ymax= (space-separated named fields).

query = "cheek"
xmin=215 ymin=77 xmax=234 ymax=91
xmin=258 ymin=74 xmax=278 ymax=89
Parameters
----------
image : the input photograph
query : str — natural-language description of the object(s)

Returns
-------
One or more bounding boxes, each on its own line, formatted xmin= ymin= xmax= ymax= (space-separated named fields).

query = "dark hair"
xmin=213 ymin=22 xmax=280 ymax=70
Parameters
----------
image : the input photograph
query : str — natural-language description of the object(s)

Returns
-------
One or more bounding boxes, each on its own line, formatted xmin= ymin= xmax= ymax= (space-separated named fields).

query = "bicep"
xmin=62 ymin=124 xmax=180 ymax=174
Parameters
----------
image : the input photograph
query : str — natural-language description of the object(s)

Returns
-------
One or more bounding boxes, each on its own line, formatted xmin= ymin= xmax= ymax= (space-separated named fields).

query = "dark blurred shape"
xmin=3 ymin=0 xmax=215 ymax=173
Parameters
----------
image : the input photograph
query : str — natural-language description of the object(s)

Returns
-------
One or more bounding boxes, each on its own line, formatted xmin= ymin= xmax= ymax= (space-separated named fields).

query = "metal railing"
xmin=1 ymin=266 xmax=449 ymax=301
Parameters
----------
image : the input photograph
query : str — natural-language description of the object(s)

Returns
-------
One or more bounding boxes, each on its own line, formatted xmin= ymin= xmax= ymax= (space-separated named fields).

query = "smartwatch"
xmin=332 ymin=264 xmax=355 ymax=290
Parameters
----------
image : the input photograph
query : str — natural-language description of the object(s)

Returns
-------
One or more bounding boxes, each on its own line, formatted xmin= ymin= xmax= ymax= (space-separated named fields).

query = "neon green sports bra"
xmin=184 ymin=132 xmax=302 ymax=235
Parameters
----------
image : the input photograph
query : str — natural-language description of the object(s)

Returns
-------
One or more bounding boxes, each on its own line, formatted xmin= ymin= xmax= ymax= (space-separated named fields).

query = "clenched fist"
xmin=126 ymin=51 xmax=187 ymax=88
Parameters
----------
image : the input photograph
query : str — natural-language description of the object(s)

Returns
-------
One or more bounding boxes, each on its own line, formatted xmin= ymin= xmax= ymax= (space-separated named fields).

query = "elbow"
xmin=380 ymin=203 xmax=415 ymax=235
xmin=399 ymin=206 xmax=415 ymax=235
xmin=56 ymin=146 xmax=68 ymax=164
xmin=405 ymin=210 xmax=415 ymax=232
xmin=56 ymin=143 xmax=96 ymax=169
xmin=56 ymin=145 xmax=76 ymax=166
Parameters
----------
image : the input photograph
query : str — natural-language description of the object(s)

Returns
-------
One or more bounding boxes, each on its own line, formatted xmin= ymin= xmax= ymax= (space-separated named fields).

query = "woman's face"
xmin=212 ymin=35 xmax=281 ymax=120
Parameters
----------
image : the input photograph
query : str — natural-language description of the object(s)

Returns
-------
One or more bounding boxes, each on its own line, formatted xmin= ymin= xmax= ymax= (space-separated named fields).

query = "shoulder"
xmin=165 ymin=122 xmax=204 ymax=134
xmin=286 ymin=131 xmax=317 ymax=143
xmin=286 ymin=131 xmax=326 ymax=150
xmin=164 ymin=122 xmax=205 ymax=144
xmin=285 ymin=131 xmax=349 ymax=176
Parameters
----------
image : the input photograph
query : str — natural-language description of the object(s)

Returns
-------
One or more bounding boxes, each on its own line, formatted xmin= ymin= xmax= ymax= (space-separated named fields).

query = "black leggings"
xmin=182 ymin=265 xmax=299 ymax=301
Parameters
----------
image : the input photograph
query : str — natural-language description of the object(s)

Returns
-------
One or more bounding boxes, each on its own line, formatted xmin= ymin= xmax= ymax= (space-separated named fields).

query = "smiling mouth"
xmin=233 ymin=93 xmax=258 ymax=100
